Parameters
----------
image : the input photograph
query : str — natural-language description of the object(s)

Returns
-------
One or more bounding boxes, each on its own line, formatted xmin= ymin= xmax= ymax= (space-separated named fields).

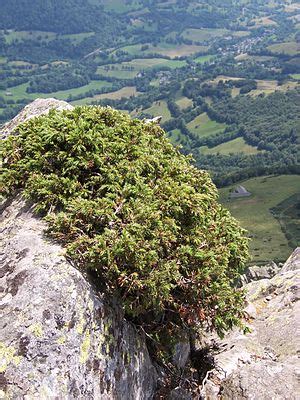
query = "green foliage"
xmin=0 ymin=106 xmax=248 ymax=343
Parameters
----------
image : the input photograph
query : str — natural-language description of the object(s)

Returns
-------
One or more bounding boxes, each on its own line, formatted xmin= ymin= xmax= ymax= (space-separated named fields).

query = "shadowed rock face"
xmin=0 ymin=196 xmax=157 ymax=399
xmin=0 ymin=99 xmax=157 ymax=399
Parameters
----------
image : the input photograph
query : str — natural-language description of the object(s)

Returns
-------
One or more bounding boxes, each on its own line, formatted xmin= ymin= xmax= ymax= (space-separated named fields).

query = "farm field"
xmin=267 ymin=41 xmax=299 ymax=56
xmin=116 ymin=42 xmax=208 ymax=58
xmin=235 ymin=54 xmax=276 ymax=62
xmin=207 ymin=76 xmax=299 ymax=95
xmin=250 ymin=79 xmax=299 ymax=96
xmin=0 ymin=80 xmax=113 ymax=102
xmin=201 ymin=137 xmax=260 ymax=155
xmin=143 ymin=100 xmax=171 ymax=123
xmin=187 ymin=112 xmax=226 ymax=138
xmin=181 ymin=28 xmax=248 ymax=42
xmin=2 ymin=29 xmax=94 ymax=45
xmin=99 ymin=0 xmax=143 ymax=12
xmin=175 ymin=96 xmax=193 ymax=110
xmin=3 ymin=30 xmax=57 ymax=44
xmin=250 ymin=16 xmax=277 ymax=27
xmin=97 ymin=58 xmax=186 ymax=79
xmin=219 ymin=175 xmax=300 ymax=264
xmin=72 ymin=86 xmax=140 ymax=105
xmin=194 ymin=55 xmax=215 ymax=64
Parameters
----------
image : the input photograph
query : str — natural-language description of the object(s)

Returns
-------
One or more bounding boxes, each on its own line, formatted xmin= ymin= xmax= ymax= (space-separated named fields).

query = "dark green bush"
xmin=1 ymin=106 xmax=248 ymax=342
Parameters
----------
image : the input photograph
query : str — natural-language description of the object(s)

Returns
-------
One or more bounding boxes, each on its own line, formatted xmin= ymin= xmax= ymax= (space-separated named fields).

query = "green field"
xmin=291 ymin=74 xmax=300 ymax=80
xmin=143 ymin=100 xmax=171 ymax=123
xmin=181 ymin=28 xmax=228 ymax=42
xmin=3 ymin=30 xmax=57 ymax=44
xmin=116 ymin=42 xmax=207 ymax=58
xmin=219 ymin=175 xmax=300 ymax=264
xmin=61 ymin=32 xmax=94 ymax=44
xmin=187 ymin=112 xmax=226 ymax=138
xmin=194 ymin=54 xmax=215 ymax=64
xmin=267 ymin=41 xmax=299 ymax=56
xmin=0 ymin=80 xmax=113 ymax=102
xmin=72 ymin=86 xmax=139 ymax=105
xmin=175 ymin=96 xmax=193 ymax=110
xmin=98 ymin=0 xmax=143 ymax=12
xmin=271 ymin=193 xmax=300 ymax=251
xmin=202 ymin=137 xmax=260 ymax=155
xmin=97 ymin=58 xmax=186 ymax=79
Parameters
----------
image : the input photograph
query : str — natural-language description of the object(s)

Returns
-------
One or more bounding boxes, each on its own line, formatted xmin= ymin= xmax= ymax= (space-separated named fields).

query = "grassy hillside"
xmin=219 ymin=175 xmax=300 ymax=264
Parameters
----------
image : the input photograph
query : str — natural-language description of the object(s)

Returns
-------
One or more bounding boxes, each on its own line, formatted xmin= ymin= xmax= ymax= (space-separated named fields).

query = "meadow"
xmin=0 ymin=80 xmax=113 ymax=102
xmin=201 ymin=137 xmax=260 ymax=156
xmin=142 ymin=100 xmax=171 ymax=123
xmin=116 ymin=42 xmax=207 ymax=58
xmin=175 ymin=96 xmax=193 ymax=110
xmin=97 ymin=58 xmax=186 ymax=79
xmin=187 ymin=112 xmax=226 ymax=138
xmin=219 ymin=175 xmax=300 ymax=264
xmin=72 ymin=86 xmax=139 ymax=105
xmin=267 ymin=41 xmax=299 ymax=56
xmin=181 ymin=28 xmax=248 ymax=42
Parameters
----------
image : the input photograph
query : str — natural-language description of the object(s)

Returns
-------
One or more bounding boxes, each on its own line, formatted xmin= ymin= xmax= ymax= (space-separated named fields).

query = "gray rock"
xmin=144 ymin=116 xmax=162 ymax=124
xmin=281 ymin=247 xmax=300 ymax=272
xmin=0 ymin=98 xmax=73 ymax=138
xmin=0 ymin=196 xmax=157 ymax=399
xmin=239 ymin=261 xmax=280 ymax=286
xmin=201 ymin=251 xmax=300 ymax=399
xmin=168 ymin=387 xmax=192 ymax=400
xmin=0 ymin=99 xmax=157 ymax=399
xmin=173 ymin=341 xmax=191 ymax=369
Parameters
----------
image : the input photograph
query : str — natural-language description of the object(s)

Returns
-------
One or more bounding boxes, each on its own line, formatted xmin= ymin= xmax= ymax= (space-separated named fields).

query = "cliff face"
xmin=0 ymin=195 xmax=157 ymax=399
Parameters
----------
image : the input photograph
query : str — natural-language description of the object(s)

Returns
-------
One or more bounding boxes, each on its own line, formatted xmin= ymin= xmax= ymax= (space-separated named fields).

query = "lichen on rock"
xmin=0 ymin=195 xmax=157 ymax=399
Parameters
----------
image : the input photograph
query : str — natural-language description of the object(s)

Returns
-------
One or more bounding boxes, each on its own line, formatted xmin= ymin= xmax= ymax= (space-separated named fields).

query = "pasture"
xmin=201 ymin=137 xmax=259 ymax=155
xmin=219 ymin=175 xmax=300 ymax=264
xmin=187 ymin=112 xmax=226 ymax=138
xmin=0 ymin=80 xmax=113 ymax=102
xmin=175 ymin=96 xmax=193 ymax=110
xmin=267 ymin=41 xmax=299 ymax=56
xmin=97 ymin=58 xmax=186 ymax=79
xmin=143 ymin=100 xmax=171 ymax=123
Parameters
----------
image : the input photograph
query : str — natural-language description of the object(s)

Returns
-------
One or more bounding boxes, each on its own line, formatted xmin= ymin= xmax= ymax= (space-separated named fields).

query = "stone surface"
xmin=0 ymin=99 xmax=157 ymax=399
xmin=0 ymin=98 xmax=73 ymax=138
xmin=0 ymin=196 xmax=157 ymax=399
xmin=239 ymin=261 xmax=280 ymax=286
xmin=281 ymin=247 xmax=300 ymax=272
xmin=201 ymin=249 xmax=300 ymax=400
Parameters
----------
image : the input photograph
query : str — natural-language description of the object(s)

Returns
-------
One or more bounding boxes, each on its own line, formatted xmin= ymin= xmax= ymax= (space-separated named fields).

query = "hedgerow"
xmin=0 ymin=106 xmax=248 ymax=349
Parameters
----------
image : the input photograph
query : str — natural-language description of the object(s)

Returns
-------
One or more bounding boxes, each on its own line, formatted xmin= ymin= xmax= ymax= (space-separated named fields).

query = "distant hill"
xmin=0 ymin=0 xmax=118 ymax=34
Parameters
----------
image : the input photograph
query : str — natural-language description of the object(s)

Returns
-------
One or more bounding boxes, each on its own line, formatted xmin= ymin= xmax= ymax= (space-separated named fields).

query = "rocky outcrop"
xmin=1 ymin=99 xmax=299 ymax=399
xmin=239 ymin=261 xmax=280 ymax=286
xmin=201 ymin=247 xmax=300 ymax=400
xmin=0 ymin=99 xmax=157 ymax=399
xmin=281 ymin=247 xmax=300 ymax=272
xmin=0 ymin=98 xmax=73 ymax=138
xmin=0 ymin=196 xmax=157 ymax=399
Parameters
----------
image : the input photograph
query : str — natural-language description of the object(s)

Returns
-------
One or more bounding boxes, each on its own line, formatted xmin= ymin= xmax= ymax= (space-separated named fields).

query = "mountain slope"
xmin=0 ymin=0 xmax=118 ymax=34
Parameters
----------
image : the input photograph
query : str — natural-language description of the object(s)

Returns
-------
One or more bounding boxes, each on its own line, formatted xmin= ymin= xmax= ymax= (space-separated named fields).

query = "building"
xmin=230 ymin=185 xmax=251 ymax=198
